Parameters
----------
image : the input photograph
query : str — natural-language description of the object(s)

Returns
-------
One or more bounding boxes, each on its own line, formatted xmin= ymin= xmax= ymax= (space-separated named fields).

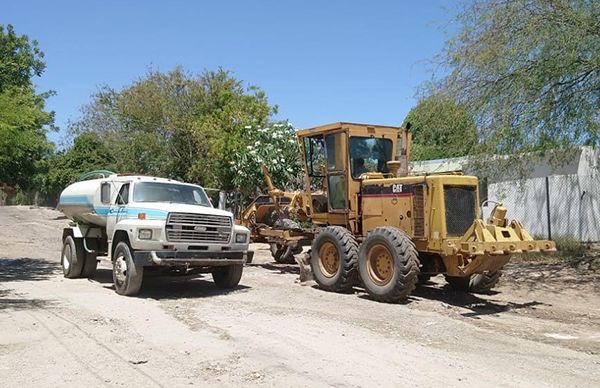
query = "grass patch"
xmin=511 ymin=235 xmax=600 ymax=270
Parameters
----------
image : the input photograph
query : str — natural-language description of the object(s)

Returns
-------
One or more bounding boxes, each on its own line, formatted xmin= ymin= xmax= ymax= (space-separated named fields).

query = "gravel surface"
xmin=1 ymin=206 xmax=599 ymax=387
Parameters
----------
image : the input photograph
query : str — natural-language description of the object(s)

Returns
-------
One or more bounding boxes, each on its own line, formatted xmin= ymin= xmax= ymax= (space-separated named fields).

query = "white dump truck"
xmin=57 ymin=171 xmax=252 ymax=296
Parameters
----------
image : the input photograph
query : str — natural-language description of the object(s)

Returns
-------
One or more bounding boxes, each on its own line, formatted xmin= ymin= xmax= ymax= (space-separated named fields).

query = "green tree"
xmin=230 ymin=121 xmax=302 ymax=195
xmin=0 ymin=24 xmax=53 ymax=190
xmin=39 ymin=132 xmax=115 ymax=203
xmin=437 ymin=0 xmax=600 ymax=160
xmin=70 ymin=67 xmax=279 ymax=191
xmin=0 ymin=24 xmax=46 ymax=91
xmin=403 ymin=94 xmax=478 ymax=160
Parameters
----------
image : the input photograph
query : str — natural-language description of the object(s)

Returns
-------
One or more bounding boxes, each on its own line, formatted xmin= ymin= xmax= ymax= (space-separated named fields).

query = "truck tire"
xmin=445 ymin=271 xmax=502 ymax=294
xmin=112 ymin=241 xmax=143 ymax=296
xmin=81 ymin=251 xmax=98 ymax=278
xmin=310 ymin=226 xmax=359 ymax=292
xmin=358 ymin=227 xmax=420 ymax=303
xmin=61 ymin=235 xmax=84 ymax=278
xmin=212 ymin=264 xmax=243 ymax=288
xmin=270 ymin=243 xmax=303 ymax=264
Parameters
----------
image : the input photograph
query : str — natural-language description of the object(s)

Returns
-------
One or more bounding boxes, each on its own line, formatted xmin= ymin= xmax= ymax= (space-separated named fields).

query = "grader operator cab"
xmin=242 ymin=122 xmax=555 ymax=302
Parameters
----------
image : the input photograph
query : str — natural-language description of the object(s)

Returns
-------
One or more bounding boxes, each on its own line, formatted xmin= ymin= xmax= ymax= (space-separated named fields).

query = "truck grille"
xmin=166 ymin=213 xmax=232 ymax=243
xmin=444 ymin=186 xmax=476 ymax=236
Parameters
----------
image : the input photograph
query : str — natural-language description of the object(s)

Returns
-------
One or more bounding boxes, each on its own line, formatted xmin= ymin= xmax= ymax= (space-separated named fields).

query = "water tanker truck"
xmin=57 ymin=171 xmax=252 ymax=296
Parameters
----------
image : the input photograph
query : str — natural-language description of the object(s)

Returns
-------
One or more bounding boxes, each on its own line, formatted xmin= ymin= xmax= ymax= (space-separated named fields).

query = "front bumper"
xmin=442 ymin=219 xmax=556 ymax=276
xmin=133 ymin=250 xmax=254 ymax=266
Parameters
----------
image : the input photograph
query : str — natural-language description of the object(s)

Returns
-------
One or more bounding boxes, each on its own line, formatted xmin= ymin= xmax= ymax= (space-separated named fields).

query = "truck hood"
xmin=129 ymin=202 xmax=233 ymax=219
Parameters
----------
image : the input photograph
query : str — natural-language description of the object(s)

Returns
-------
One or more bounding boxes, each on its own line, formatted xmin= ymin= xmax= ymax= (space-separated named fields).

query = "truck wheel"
xmin=61 ymin=236 xmax=84 ymax=278
xmin=358 ymin=227 xmax=420 ymax=303
xmin=445 ymin=271 xmax=502 ymax=294
xmin=112 ymin=242 xmax=143 ymax=296
xmin=212 ymin=264 xmax=243 ymax=288
xmin=270 ymin=243 xmax=302 ymax=264
xmin=310 ymin=226 xmax=359 ymax=292
xmin=81 ymin=252 xmax=98 ymax=278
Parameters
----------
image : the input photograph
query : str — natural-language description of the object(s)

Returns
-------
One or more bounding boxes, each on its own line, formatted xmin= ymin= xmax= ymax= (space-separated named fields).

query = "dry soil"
xmin=1 ymin=206 xmax=599 ymax=387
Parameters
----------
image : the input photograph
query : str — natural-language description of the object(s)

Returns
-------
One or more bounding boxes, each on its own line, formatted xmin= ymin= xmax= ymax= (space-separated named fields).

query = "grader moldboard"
xmin=240 ymin=122 xmax=556 ymax=302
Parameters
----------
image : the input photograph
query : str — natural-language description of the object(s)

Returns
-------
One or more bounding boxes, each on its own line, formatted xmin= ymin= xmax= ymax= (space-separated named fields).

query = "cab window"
xmin=349 ymin=137 xmax=393 ymax=179
xmin=116 ymin=183 xmax=129 ymax=205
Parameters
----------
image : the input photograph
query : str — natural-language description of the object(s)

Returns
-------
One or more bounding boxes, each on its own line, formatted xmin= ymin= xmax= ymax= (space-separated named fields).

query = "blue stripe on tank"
xmin=59 ymin=195 xmax=91 ymax=205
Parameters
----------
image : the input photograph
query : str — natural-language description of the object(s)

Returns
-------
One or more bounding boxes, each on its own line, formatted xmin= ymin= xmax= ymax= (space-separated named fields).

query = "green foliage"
xmin=70 ymin=67 xmax=280 ymax=192
xmin=0 ymin=24 xmax=45 ymax=91
xmin=436 ymin=0 xmax=600 ymax=167
xmin=38 ymin=133 xmax=115 ymax=202
xmin=403 ymin=94 xmax=478 ymax=160
xmin=230 ymin=122 xmax=302 ymax=195
xmin=553 ymin=235 xmax=586 ymax=257
xmin=0 ymin=24 xmax=53 ymax=190
xmin=0 ymin=87 xmax=53 ymax=189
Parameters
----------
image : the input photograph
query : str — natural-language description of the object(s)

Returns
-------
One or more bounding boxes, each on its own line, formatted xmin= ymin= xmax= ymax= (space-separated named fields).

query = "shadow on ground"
xmin=91 ymin=268 xmax=251 ymax=300
xmin=412 ymin=280 xmax=547 ymax=318
xmin=0 ymin=258 xmax=61 ymax=282
xmin=250 ymin=262 xmax=300 ymax=275
xmin=0 ymin=288 xmax=56 ymax=311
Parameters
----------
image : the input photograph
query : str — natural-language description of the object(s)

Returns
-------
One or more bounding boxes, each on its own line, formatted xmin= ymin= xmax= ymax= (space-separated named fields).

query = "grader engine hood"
xmin=445 ymin=205 xmax=556 ymax=276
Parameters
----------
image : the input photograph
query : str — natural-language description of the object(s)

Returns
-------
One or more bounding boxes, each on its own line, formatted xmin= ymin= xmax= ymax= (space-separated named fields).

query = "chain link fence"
xmin=486 ymin=174 xmax=600 ymax=242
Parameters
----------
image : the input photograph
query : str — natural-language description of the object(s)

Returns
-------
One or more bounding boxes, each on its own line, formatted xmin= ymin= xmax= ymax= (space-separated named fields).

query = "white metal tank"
xmin=57 ymin=178 xmax=108 ymax=226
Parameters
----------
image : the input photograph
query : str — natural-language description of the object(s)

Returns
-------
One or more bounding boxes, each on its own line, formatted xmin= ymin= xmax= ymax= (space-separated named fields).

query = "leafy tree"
xmin=436 ymin=0 xmax=600 ymax=164
xmin=403 ymin=94 xmax=478 ymax=160
xmin=70 ymin=67 xmax=280 ymax=192
xmin=0 ymin=24 xmax=46 ymax=91
xmin=230 ymin=122 xmax=302 ymax=195
xmin=39 ymin=132 xmax=115 ymax=203
xmin=0 ymin=24 xmax=53 ymax=192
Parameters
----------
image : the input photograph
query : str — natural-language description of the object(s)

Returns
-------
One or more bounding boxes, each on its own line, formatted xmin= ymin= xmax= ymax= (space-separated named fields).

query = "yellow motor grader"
xmin=240 ymin=122 xmax=555 ymax=302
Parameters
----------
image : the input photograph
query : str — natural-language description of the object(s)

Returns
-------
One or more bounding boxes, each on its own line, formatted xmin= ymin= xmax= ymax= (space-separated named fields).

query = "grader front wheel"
xmin=358 ymin=227 xmax=420 ymax=303
xmin=445 ymin=271 xmax=502 ymax=294
xmin=310 ymin=226 xmax=359 ymax=292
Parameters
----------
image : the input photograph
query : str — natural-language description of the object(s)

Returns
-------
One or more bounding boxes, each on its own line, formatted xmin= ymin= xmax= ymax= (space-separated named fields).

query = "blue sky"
xmin=3 ymin=0 xmax=456 ymax=144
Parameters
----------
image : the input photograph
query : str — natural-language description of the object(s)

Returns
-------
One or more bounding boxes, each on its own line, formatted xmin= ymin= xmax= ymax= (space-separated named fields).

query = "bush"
xmin=552 ymin=235 xmax=586 ymax=257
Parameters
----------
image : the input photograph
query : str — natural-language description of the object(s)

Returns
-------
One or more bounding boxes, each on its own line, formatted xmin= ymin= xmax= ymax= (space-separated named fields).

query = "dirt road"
xmin=1 ymin=206 xmax=599 ymax=387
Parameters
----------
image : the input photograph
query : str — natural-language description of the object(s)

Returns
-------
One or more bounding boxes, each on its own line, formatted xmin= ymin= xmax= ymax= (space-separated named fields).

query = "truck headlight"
xmin=138 ymin=229 xmax=153 ymax=240
xmin=235 ymin=233 xmax=248 ymax=244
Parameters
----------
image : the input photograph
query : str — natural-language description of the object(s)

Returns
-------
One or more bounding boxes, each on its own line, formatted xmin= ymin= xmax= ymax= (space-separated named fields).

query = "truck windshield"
xmin=133 ymin=182 xmax=211 ymax=207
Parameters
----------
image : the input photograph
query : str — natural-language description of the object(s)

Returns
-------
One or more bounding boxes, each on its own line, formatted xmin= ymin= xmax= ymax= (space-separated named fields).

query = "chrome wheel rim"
xmin=62 ymin=244 xmax=71 ymax=271
xmin=114 ymin=253 xmax=127 ymax=285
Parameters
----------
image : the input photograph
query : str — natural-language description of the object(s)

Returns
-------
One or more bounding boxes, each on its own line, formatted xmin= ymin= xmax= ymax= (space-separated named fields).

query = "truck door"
xmin=324 ymin=132 xmax=347 ymax=212
xmin=107 ymin=182 xmax=130 ymax=241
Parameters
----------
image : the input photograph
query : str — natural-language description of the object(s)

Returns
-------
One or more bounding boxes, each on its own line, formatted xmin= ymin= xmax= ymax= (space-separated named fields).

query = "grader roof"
xmin=297 ymin=122 xmax=400 ymax=137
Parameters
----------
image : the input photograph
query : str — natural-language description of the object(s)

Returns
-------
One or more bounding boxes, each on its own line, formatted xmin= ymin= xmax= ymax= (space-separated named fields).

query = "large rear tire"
xmin=61 ymin=236 xmax=84 ymax=279
xmin=310 ymin=226 xmax=359 ymax=292
xmin=358 ymin=227 xmax=420 ymax=303
xmin=445 ymin=271 xmax=502 ymax=294
xmin=112 ymin=241 xmax=143 ymax=296
xmin=212 ymin=264 xmax=243 ymax=288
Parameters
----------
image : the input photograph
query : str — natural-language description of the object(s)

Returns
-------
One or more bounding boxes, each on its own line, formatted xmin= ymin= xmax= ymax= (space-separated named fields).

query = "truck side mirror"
xmin=218 ymin=191 xmax=227 ymax=210
xmin=101 ymin=182 xmax=111 ymax=204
